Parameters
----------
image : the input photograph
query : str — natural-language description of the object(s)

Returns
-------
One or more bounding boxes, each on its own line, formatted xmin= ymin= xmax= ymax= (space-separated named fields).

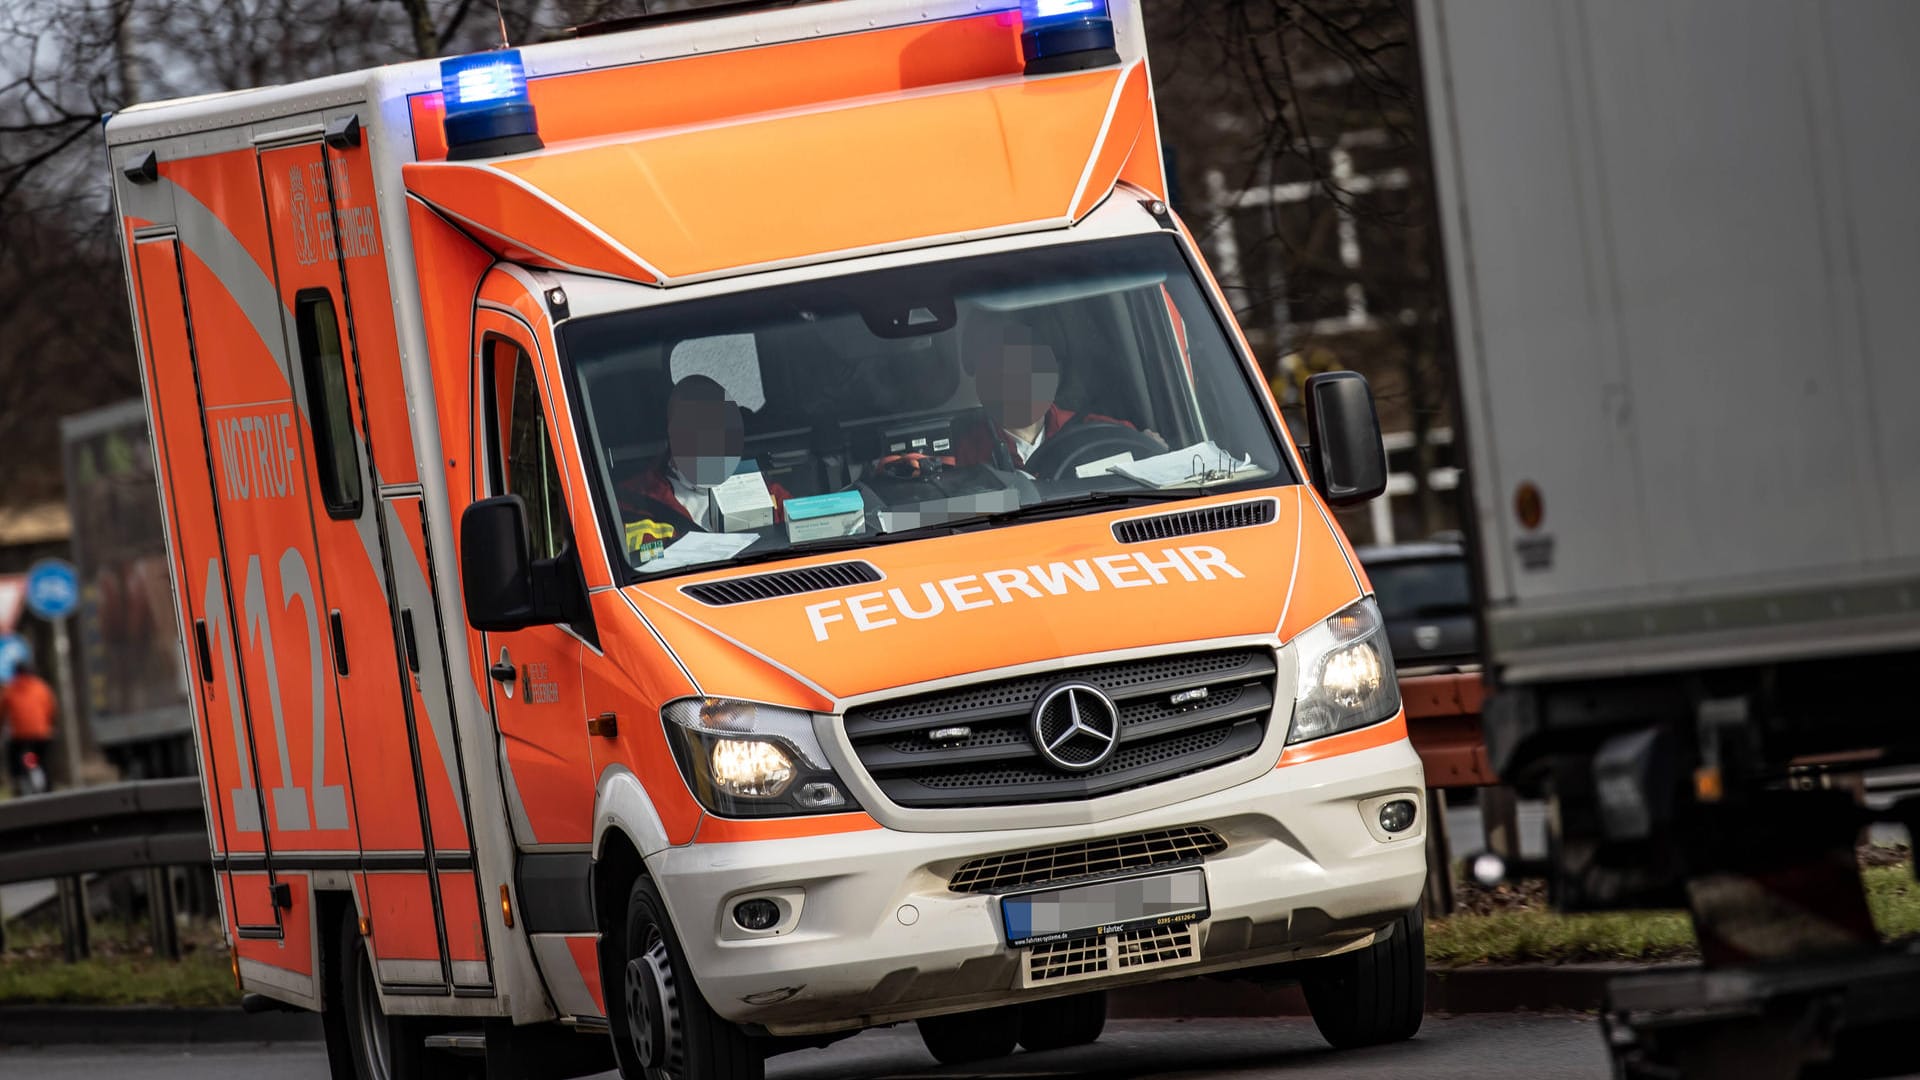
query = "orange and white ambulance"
xmin=106 ymin=2 xmax=1426 ymax=1076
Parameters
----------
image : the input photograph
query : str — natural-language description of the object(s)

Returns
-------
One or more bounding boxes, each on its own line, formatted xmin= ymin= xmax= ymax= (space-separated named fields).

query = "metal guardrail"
xmin=0 ymin=778 xmax=210 ymax=961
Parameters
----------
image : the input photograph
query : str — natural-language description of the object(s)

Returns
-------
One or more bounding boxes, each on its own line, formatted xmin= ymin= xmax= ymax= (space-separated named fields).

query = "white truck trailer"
xmin=1419 ymin=0 xmax=1920 ymax=1072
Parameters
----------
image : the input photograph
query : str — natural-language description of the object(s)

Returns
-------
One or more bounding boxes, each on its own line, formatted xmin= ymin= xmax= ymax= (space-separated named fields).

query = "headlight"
xmin=662 ymin=698 xmax=858 ymax=817
xmin=1287 ymin=597 xmax=1401 ymax=744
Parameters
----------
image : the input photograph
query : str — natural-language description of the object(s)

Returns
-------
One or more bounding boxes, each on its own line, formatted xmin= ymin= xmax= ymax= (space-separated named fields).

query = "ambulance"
xmin=105 ymin=2 xmax=1426 ymax=1076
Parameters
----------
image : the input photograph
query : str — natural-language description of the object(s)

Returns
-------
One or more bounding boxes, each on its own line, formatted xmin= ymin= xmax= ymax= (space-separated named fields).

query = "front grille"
xmin=1111 ymin=499 xmax=1276 ymax=544
xmin=843 ymin=648 xmax=1277 ymax=809
xmin=680 ymin=561 xmax=879 ymax=605
xmin=1025 ymin=924 xmax=1198 ymax=986
xmin=948 ymin=825 xmax=1227 ymax=894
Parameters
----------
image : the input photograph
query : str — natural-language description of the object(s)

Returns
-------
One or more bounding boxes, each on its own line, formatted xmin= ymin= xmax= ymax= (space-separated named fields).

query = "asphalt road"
xmin=0 ymin=1015 xmax=1609 ymax=1079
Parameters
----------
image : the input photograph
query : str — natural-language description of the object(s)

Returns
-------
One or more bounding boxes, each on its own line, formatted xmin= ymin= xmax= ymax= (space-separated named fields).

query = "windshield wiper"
xmin=706 ymin=522 xmax=961 ymax=570
xmin=975 ymin=488 xmax=1197 ymax=528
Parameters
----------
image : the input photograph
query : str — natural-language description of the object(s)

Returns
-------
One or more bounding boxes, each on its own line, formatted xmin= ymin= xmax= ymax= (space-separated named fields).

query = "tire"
xmin=333 ymin=906 xmax=430 ymax=1080
xmin=610 ymin=874 xmax=762 ymax=1080
xmin=1302 ymin=906 xmax=1426 ymax=1049
xmin=1016 ymin=991 xmax=1107 ymax=1052
xmin=321 ymin=904 xmax=357 ymax=1080
xmin=917 ymin=1006 xmax=1020 ymax=1065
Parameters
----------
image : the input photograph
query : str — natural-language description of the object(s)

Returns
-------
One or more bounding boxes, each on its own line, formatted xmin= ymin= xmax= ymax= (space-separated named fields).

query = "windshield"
xmin=1369 ymin=557 xmax=1473 ymax=620
xmin=561 ymin=234 xmax=1291 ymax=578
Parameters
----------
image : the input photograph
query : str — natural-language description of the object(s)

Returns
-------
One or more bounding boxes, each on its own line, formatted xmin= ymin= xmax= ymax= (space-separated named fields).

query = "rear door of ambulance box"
xmin=116 ymin=140 xmax=334 ymax=1003
xmin=112 ymin=112 xmax=487 ymax=1002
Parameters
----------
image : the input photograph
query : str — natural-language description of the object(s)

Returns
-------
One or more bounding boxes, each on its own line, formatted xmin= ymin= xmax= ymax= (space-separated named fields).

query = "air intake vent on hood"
xmin=1111 ymin=499 xmax=1277 ymax=545
xmin=681 ymin=561 xmax=882 ymax=606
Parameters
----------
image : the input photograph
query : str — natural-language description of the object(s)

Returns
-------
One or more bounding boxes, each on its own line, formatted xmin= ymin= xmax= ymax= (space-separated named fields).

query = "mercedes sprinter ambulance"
xmin=105 ymin=2 xmax=1426 ymax=1076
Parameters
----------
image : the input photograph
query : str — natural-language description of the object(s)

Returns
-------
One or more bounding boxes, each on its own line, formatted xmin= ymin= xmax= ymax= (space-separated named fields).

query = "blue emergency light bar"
xmin=1020 ymin=0 xmax=1119 ymax=75
xmin=440 ymin=49 xmax=544 ymax=160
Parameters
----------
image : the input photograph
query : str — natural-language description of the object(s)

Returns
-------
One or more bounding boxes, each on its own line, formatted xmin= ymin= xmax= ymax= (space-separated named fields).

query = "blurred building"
xmin=1148 ymin=0 xmax=1462 ymax=545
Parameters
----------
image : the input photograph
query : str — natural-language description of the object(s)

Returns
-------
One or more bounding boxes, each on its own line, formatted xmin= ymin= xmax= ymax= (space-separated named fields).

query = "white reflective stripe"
xmin=530 ymin=934 xmax=602 ymax=1019
xmin=240 ymin=957 xmax=319 ymax=1010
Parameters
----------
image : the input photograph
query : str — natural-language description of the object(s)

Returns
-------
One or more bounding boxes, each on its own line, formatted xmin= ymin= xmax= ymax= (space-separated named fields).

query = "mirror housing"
xmin=1302 ymin=370 xmax=1388 ymax=506
xmin=461 ymin=496 xmax=537 ymax=631
xmin=460 ymin=495 xmax=592 ymax=632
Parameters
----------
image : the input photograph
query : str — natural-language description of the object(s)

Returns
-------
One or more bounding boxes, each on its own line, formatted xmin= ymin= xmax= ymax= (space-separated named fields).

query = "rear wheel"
xmin=611 ymin=874 xmax=762 ymax=1080
xmin=333 ymin=907 xmax=429 ymax=1080
xmin=1302 ymin=907 xmax=1425 ymax=1049
xmin=917 ymin=1006 xmax=1020 ymax=1065
xmin=1016 ymin=991 xmax=1107 ymax=1052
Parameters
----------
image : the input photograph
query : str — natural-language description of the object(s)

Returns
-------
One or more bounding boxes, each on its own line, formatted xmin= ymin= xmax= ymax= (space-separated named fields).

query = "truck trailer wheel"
xmin=612 ymin=875 xmax=762 ymax=1080
xmin=334 ymin=907 xmax=429 ymax=1080
xmin=917 ymin=1006 xmax=1020 ymax=1064
xmin=1302 ymin=907 xmax=1425 ymax=1049
xmin=1016 ymin=991 xmax=1107 ymax=1051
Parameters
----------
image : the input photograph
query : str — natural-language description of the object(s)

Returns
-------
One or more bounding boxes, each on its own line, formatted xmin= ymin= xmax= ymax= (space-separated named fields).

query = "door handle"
xmin=329 ymin=610 xmax=348 ymax=676
xmin=489 ymin=658 xmax=517 ymax=684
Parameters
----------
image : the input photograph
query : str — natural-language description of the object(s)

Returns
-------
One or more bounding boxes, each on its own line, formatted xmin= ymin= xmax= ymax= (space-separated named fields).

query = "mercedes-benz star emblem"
xmin=1031 ymin=682 xmax=1121 ymax=773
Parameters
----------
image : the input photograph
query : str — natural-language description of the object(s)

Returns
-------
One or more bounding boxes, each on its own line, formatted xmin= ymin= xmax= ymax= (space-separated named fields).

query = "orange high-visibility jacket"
xmin=0 ymin=674 xmax=56 ymax=741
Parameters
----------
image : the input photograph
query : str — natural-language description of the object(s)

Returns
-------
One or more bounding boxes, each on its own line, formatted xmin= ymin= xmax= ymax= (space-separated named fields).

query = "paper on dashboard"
xmin=1111 ymin=441 xmax=1252 ymax=489
xmin=638 ymin=530 xmax=758 ymax=574
xmin=1073 ymin=451 xmax=1137 ymax=479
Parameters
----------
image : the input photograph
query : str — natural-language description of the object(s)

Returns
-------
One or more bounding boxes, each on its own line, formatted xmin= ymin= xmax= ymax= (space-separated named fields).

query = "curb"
xmin=0 ymin=1005 xmax=321 ymax=1046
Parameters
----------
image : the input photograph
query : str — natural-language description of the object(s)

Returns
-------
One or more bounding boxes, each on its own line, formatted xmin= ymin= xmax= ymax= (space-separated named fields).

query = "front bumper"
xmin=647 ymin=738 xmax=1425 ymax=1035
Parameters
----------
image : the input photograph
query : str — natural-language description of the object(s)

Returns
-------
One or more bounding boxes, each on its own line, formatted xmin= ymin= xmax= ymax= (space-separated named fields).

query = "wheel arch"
xmin=591 ymin=765 xmax=674 ymax=1000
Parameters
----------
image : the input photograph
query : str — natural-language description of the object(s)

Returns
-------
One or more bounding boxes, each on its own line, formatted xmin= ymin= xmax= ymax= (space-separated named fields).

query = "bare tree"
xmin=1149 ymin=0 xmax=1456 ymax=541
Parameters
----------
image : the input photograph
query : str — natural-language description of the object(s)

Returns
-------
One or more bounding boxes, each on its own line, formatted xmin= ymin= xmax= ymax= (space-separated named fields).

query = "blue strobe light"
xmin=440 ymin=49 xmax=544 ymax=160
xmin=1020 ymin=0 xmax=1119 ymax=75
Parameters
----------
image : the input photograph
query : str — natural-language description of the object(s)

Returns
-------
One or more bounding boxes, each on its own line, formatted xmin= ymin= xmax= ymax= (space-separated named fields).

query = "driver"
xmin=951 ymin=311 xmax=1130 ymax=471
xmin=616 ymin=375 xmax=788 ymax=554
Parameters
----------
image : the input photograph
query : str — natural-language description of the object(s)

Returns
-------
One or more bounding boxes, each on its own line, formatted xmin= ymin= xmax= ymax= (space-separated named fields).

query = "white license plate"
xmin=1000 ymin=867 xmax=1209 ymax=948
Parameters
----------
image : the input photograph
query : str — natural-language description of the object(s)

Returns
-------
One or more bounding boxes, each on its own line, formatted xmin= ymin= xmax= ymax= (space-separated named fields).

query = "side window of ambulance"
xmin=294 ymin=290 xmax=363 ymax=518
xmin=490 ymin=340 xmax=571 ymax=561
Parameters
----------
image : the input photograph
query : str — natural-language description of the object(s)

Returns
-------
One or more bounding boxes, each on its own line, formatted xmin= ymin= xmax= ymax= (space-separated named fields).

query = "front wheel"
xmin=917 ymin=1006 xmax=1020 ymax=1065
xmin=1302 ymin=906 xmax=1425 ymax=1049
xmin=1016 ymin=991 xmax=1107 ymax=1052
xmin=611 ymin=875 xmax=762 ymax=1080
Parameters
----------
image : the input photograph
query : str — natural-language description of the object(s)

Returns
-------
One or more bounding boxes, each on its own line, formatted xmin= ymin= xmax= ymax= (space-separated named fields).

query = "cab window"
xmin=487 ymin=338 xmax=570 ymax=561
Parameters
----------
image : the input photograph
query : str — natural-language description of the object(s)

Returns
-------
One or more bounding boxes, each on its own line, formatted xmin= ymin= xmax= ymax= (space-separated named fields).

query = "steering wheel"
xmin=1020 ymin=422 xmax=1166 ymax=482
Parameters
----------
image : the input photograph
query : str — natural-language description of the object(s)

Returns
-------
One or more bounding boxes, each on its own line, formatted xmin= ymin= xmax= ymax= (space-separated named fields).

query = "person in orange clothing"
xmin=1 ymin=659 xmax=57 ymax=794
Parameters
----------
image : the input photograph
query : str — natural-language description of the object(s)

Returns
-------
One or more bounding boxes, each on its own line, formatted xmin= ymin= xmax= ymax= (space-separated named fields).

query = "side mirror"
xmin=461 ymin=496 xmax=538 ymax=631
xmin=1302 ymin=370 xmax=1388 ymax=506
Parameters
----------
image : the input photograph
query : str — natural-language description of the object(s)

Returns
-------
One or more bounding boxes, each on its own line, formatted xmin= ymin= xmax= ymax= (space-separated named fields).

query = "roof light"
xmin=439 ymin=49 xmax=543 ymax=160
xmin=1020 ymin=0 xmax=1119 ymax=75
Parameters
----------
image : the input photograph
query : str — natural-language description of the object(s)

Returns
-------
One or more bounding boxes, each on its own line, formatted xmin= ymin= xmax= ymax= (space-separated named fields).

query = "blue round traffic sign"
xmin=25 ymin=558 xmax=79 ymax=621
xmin=0 ymin=634 xmax=28 ymax=681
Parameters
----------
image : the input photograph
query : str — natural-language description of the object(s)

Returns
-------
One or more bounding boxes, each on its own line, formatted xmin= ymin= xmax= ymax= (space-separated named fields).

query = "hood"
xmin=628 ymin=487 xmax=1361 ymax=704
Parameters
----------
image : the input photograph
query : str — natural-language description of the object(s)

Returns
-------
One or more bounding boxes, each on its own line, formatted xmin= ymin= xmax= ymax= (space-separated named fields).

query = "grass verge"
xmin=1428 ymin=863 xmax=1920 ymax=967
xmin=0 ymin=949 xmax=236 ymax=1007
xmin=1 ymin=915 xmax=239 ymax=1007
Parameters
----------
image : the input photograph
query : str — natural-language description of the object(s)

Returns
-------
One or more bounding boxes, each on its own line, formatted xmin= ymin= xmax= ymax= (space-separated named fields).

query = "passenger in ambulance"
xmin=615 ymin=375 xmax=789 ymax=555
xmin=949 ymin=310 xmax=1137 ymax=472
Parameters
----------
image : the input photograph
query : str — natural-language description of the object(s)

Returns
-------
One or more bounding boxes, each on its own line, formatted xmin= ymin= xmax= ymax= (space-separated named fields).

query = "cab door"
xmin=471 ymin=317 xmax=597 ymax=846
